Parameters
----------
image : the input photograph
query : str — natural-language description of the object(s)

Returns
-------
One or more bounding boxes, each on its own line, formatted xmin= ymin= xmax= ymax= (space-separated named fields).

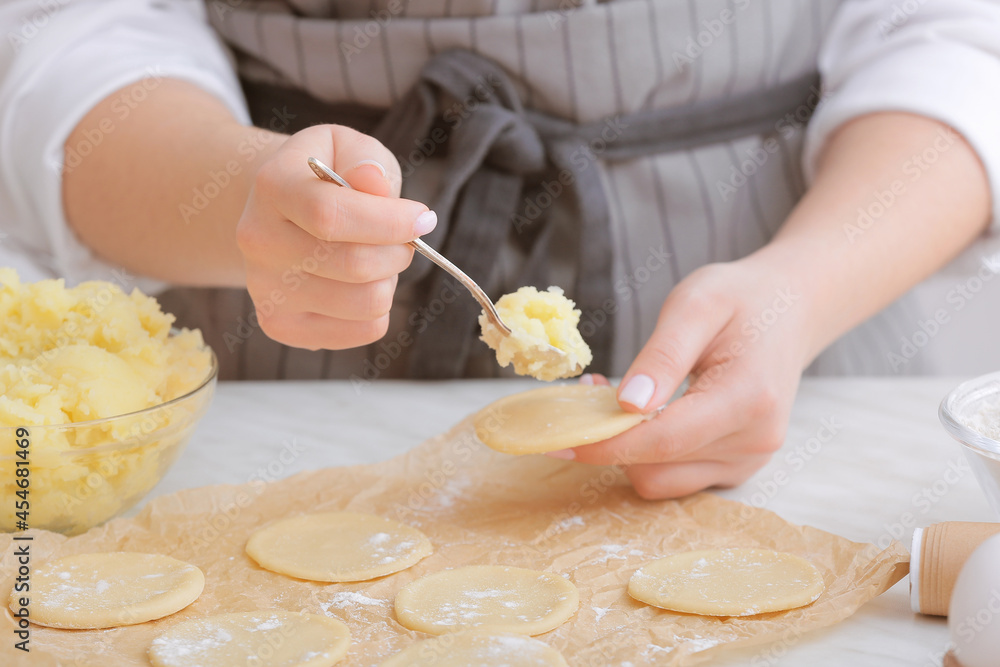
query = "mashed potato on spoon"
xmin=478 ymin=286 xmax=592 ymax=381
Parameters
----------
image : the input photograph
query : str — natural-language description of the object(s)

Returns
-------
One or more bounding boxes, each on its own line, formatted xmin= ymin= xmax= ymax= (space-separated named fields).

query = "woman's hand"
xmin=236 ymin=124 xmax=436 ymax=350
xmin=551 ymin=257 xmax=813 ymax=499
xmin=550 ymin=110 xmax=992 ymax=501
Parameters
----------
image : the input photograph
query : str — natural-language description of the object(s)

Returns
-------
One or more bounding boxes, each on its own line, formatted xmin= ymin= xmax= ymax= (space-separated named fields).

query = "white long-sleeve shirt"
xmin=1 ymin=0 xmax=999 ymax=377
xmin=0 ymin=0 xmax=248 ymax=287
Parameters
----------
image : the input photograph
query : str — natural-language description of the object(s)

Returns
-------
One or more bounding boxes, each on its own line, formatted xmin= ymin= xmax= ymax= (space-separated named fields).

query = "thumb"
xmin=342 ymin=159 xmax=395 ymax=198
xmin=328 ymin=124 xmax=402 ymax=197
xmin=290 ymin=124 xmax=402 ymax=197
xmin=618 ymin=296 xmax=730 ymax=413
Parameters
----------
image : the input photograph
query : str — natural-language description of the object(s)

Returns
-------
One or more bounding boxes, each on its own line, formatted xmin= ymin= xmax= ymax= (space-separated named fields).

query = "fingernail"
xmin=353 ymin=159 xmax=387 ymax=178
xmin=415 ymin=210 xmax=438 ymax=236
xmin=579 ymin=373 xmax=594 ymax=385
xmin=545 ymin=449 xmax=576 ymax=461
xmin=619 ymin=374 xmax=655 ymax=410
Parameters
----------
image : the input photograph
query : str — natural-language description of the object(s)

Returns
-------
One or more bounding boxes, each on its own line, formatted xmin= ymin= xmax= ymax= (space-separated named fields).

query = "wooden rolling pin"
xmin=910 ymin=521 xmax=1000 ymax=617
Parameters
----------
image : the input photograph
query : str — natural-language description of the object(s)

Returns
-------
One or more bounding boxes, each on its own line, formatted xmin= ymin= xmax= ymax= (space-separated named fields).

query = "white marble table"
xmin=148 ymin=377 xmax=996 ymax=666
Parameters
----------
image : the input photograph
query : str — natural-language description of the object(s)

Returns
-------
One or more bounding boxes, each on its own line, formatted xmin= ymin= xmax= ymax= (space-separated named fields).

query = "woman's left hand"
xmin=550 ymin=111 xmax=993 ymax=500
xmin=548 ymin=255 xmax=814 ymax=499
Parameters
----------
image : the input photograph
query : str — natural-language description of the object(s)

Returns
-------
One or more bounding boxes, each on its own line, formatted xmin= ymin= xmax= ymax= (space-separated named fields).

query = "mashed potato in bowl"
xmin=0 ymin=269 xmax=215 ymax=534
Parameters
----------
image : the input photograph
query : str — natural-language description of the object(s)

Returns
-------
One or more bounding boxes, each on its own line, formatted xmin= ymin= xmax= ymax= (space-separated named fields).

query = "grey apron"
xmin=159 ymin=0 xmax=928 ymax=380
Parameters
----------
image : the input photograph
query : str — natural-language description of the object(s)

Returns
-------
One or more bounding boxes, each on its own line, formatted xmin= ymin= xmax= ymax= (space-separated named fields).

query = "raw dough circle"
xmin=628 ymin=549 xmax=825 ymax=617
xmin=473 ymin=385 xmax=644 ymax=454
xmin=12 ymin=552 xmax=204 ymax=629
xmin=149 ymin=611 xmax=350 ymax=667
xmin=379 ymin=631 xmax=568 ymax=666
xmin=246 ymin=512 xmax=432 ymax=582
xmin=394 ymin=565 xmax=579 ymax=636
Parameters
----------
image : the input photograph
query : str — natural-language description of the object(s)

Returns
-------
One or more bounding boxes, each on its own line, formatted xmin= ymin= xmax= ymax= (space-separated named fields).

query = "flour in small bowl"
xmin=961 ymin=397 xmax=1000 ymax=441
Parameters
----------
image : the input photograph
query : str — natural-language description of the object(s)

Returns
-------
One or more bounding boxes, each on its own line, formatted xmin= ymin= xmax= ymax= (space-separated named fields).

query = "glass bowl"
xmin=0 ymin=349 xmax=218 ymax=535
xmin=940 ymin=371 xmax=1000 ymax=518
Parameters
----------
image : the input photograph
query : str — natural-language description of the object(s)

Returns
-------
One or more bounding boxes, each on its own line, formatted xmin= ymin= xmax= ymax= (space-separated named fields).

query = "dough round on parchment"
xmin=246 ymin=512 xmax=432 ymax=582
xmin=12 ymin=552 xmax=204 ymax=629
xmin=148 ymin=611 xmax=350 ymax=667
xmin=394 ymin=565 xmax=579 ymax=636
xmin=628 ymin=549 xmax=825 ymax=617
xmin=379 ymin=631 xmax=568 ymax=666
xmin=473 ymin=385 xmax=644 ymax=454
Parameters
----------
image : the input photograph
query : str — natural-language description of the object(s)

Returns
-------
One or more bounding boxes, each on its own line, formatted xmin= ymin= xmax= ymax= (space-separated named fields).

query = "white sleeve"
xmin=0 ymin=0 xmax=250 ymax=288
xmin=804 ymin=0 xmax=1000 ymax=228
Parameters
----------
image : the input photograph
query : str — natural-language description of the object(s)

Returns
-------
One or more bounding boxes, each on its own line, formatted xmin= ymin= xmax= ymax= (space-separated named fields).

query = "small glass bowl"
xmin=940 ymin=371 xmax=1000 ymax=518
xmin=0 ymin=350 xmax=218 ymax=535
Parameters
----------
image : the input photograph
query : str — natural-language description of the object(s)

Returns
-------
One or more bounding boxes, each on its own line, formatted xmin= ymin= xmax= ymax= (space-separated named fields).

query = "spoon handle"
xmin=409 ymin=238 xmax=511 ymax=334
xmin=307 ymin=157 xmax=511 ymax=335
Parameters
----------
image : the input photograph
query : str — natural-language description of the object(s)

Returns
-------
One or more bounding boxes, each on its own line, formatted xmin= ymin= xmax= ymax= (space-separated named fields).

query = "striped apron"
xmin=158 ymin=0 xmax=931 ymax=381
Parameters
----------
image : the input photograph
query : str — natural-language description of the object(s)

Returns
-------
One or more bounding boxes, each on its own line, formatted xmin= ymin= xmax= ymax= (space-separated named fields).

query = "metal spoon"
xmin=307 ymin=157 xmax=577 ymax=369
xmin=307 ymin=156 xmax=512 ymax=336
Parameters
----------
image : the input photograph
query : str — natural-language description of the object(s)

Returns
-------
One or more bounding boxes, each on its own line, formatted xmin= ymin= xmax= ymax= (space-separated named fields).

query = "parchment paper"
xmin=0 ymin=417 xmax=909 ymax=666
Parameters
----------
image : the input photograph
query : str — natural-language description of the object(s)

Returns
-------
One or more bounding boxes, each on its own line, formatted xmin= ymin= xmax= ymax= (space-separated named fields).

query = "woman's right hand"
xmin=236 ymin=124 xmax=436 ymax=350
